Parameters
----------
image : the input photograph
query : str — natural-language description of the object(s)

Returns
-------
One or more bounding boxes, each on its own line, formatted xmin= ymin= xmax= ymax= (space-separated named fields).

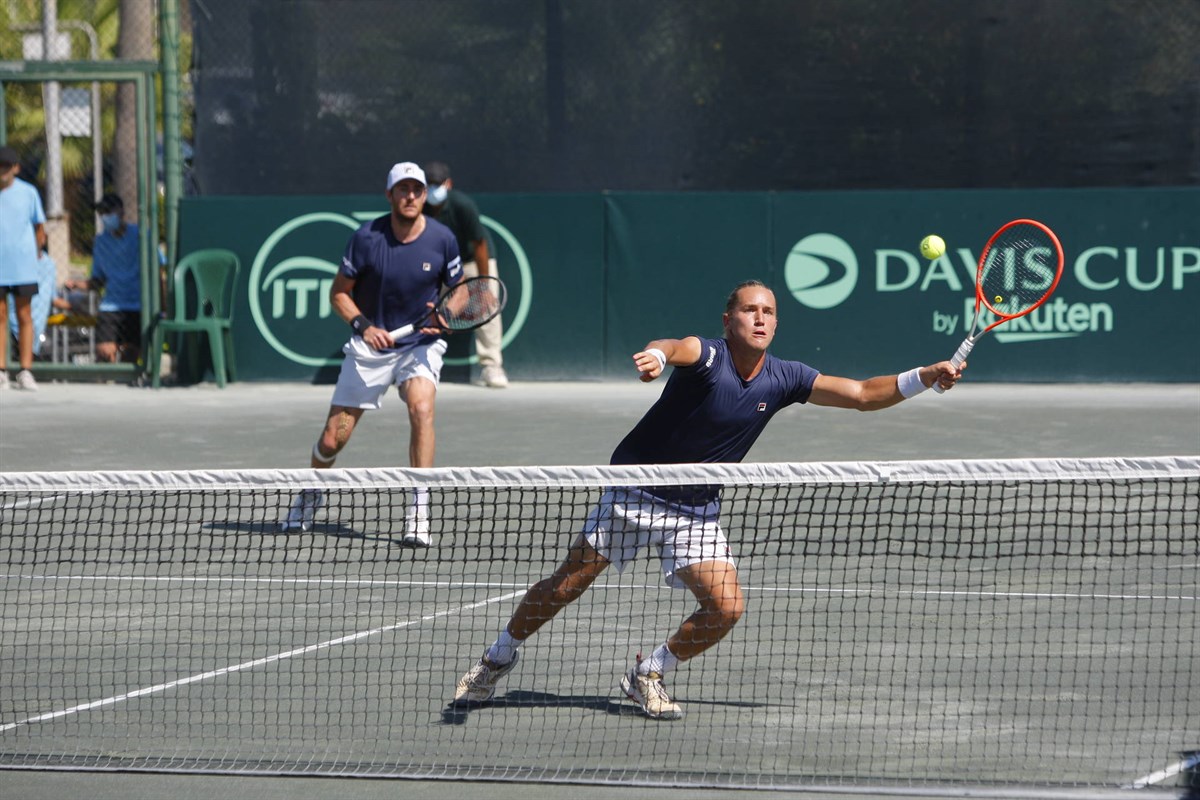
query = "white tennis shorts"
xmin=330 ymin=336 xmax=448 ymax=410
xmin=582 ymin=488 xmax=734 ymax=589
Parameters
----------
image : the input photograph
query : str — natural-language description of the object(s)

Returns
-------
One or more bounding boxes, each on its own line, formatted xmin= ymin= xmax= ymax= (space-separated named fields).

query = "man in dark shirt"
xmin=278 ymin=162 xmax=462 ymax=546
xmin=453 ymin=280 xmax=962 ymax=719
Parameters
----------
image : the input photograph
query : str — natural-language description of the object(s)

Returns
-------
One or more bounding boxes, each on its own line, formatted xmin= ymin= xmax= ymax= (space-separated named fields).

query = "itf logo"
xmin=249 ymin=212 xmax=361 ymax=367
xmin=783 ymin=233 xmax=858 ymax=309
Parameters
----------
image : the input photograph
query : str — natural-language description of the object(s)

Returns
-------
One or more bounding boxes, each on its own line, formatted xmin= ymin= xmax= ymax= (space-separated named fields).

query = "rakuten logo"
xmin=930 ymin=297 xmax=1114 ymax=342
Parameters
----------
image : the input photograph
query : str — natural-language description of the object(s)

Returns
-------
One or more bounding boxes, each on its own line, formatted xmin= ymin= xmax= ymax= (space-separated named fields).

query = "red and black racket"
xmin=934 ymin=219 xmax=1064 ymax=393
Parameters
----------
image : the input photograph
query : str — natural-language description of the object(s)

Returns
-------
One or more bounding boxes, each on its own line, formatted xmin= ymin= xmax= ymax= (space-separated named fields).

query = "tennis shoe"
xmin=453 ymin=651 xmax=519 ymax=706
xmin=15 ymin=370 xmax=38 ymax=391
xmin=620 ymin=662 xmax=683 ymax=721
xmin=402 ymin=495 xmax=431 ymax=547
xmin=479 ymin=365 xmax=508 ymax=389
xmin=0 ymin=372 xmax=8 ymax=390
xmin=278 ymin=488 xmax=323 ymax=532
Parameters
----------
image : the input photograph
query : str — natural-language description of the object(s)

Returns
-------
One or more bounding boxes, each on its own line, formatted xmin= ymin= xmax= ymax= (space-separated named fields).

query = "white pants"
xmin=463 ymin=258 xmax=503 ymax=368
xmin=330 ymin=337 xmax=448 ymax=410
xmin=583 ymin=488 xmax=734 ymax=589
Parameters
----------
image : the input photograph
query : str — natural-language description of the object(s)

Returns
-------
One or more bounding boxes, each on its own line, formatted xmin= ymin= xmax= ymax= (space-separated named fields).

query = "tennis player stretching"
xmin=454 ymin=280 xmax=963 ymax=720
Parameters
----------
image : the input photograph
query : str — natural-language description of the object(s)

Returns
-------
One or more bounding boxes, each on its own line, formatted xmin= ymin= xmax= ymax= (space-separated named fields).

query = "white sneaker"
xmin=402 ymin=494 xmax=431 ymax=547
xmin=620 ymin=660 xmax=683 ymax=721
xmin=15 ymin=370 xmax=37 ymax=391
xmin=453 ymin=651 xmax=519 ymax=706
xmin=278 ymin=488 xmax=324 ymax=532
xmin=0 ymin=372 xmax=9 ymax=390
xmin=479 ymin=365 xmax=508 ymax=389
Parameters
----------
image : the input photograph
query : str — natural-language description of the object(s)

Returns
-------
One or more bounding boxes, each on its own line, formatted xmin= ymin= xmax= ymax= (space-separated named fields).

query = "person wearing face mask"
xmin=64 ymin=193 xmax=141 ymax=363
xmin=422 ymin=161 xmax=509 ymax=388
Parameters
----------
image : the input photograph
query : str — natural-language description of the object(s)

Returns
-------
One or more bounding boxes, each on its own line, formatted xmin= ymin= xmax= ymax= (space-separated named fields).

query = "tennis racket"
xmin=933 ymin=219 xmax=1064 ymax=393
xmin=388 ymin=275 xmax=507 ymax=341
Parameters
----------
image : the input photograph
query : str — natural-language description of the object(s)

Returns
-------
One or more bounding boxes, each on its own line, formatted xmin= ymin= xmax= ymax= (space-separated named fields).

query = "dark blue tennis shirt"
xmin=340 ymin=214 xmax=462 ymax=349
xmin=610 ymin=336 xmax=819 ymax=512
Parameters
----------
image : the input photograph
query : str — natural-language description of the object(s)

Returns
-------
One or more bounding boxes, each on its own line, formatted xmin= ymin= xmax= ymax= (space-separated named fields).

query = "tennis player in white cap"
xmin=279 ymin=161 xmax=462 ymax=546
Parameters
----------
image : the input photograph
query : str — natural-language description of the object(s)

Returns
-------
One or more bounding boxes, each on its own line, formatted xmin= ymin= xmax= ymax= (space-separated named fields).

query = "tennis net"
xmin=1 ymin=456 xmax=1197 ymax=793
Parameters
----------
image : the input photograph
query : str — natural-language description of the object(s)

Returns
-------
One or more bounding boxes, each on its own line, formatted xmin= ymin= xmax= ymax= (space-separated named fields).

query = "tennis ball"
xmin=919 ymin=234 xmax=946 ymax=260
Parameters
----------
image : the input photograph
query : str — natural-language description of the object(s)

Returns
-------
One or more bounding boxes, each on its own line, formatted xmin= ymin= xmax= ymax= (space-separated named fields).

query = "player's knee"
xmin=407 ymin=396 xmax=435 ymax=425
xmin=716 ymin=600 xmax=745 ymax=630
xmin=709 ymin=589 xmax=745 ymax=629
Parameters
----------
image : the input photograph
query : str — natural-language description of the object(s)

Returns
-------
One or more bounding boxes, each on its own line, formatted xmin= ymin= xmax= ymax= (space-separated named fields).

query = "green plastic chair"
xmin=151 ymin=248 xmax=240 ymax=388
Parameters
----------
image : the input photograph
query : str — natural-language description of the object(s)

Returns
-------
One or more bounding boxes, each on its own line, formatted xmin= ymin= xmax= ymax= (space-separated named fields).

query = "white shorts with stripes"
xmin=582 ymin=488 xmax=734 ymax=589
xmin=330 ymin=336 xmax=448 ymax=410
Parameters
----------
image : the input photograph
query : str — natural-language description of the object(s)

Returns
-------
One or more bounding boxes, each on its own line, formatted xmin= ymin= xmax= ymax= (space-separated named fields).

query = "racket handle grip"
xmin=932 ymin=337 xmax=975 ymax=394
xmin=387 ymin=323 xmax=415 ymax=340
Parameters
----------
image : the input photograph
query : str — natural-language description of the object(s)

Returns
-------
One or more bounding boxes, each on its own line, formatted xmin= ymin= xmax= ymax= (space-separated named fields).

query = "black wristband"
xmin=350 ymin=314 xmax=371 ymax=335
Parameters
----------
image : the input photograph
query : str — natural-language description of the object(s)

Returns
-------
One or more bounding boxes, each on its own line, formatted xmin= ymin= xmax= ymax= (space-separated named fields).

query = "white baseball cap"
xmin=386 ymin=162 xmax=426 ymax=191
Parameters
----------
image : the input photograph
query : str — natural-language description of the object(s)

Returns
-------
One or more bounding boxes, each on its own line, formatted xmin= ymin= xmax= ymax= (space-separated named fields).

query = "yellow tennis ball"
xmin=919 ymin=234 xmax=946 ymax=260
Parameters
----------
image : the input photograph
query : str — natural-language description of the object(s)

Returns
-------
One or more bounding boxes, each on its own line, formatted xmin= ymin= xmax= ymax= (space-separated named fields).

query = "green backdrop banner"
xmin=179 ymin=188 xmax=1198 ymax=383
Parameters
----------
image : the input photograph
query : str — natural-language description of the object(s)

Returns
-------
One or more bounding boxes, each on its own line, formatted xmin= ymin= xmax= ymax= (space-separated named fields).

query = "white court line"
xmin=2 ymin=573 xmax=1196 ymax=601
xmin=1126 ymin=750 xmax=1200 ymax=788
xmin=0 ymin=574 xmax=536 ymax=589
xmin=0 ymin=588 xmax=526 ymax=734
xmin=748 ymin=586 xmax=1200 ymax=602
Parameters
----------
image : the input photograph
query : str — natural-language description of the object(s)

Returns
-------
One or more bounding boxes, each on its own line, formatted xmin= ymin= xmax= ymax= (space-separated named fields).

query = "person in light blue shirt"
xmin=65 ymin=193 xmax=141 ymax=363
xmin=0 ymin=146 xmax=47 ymax=391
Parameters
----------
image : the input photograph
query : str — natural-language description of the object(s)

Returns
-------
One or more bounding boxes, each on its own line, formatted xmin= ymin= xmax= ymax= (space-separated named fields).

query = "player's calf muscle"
xmin=318 ymin=410 xmax=357 ymax=455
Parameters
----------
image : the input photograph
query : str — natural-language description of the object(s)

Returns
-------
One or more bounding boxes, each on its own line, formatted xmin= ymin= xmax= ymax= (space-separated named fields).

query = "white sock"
xmin=639 ymin=643 xmax=679 ymax=676
xmin=485 ymin=629 xmax=523 ymax=666
xmin=412 ymin=487 xmax=429 ymax=508
xmin=311 ymin=442 xmax=336 ymax=465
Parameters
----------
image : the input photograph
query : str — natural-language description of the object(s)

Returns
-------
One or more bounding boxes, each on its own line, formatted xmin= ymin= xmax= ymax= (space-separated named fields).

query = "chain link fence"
xmin=189 ymin=0 xmax=1200 ymax=195
xmin=1 ymin=0 xmax=188 ymax=278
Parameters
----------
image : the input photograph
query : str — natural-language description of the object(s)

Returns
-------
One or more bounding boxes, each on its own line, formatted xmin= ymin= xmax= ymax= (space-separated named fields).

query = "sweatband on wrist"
xmin=350 ymin=314 xmax=371 ymax=335
xmin=897 ymin=367 xmax=927 ymax=399
xmin=645 ymin=348 xmax=667 ymax=371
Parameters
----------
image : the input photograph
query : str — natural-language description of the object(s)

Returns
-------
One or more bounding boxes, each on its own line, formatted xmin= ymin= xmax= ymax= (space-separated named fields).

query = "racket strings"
xmin=979 ymin=224 xmax=1060 ymax=315
xmin=440 ymin=279 xmax=504 ymax=330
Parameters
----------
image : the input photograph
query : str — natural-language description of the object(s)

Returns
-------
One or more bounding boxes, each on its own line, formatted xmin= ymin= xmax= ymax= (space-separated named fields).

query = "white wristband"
xmin=645 ymin=348 xmax=667 ymax=371
xmin=897 ymin=367 xmax=927 ymax=399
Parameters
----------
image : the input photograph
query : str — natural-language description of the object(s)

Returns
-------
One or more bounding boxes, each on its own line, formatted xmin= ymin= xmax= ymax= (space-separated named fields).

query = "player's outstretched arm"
xmin=809 ymin=360 xmax=963 ymax=410
xmin=632 ymin=337 xmax=703 ymax=382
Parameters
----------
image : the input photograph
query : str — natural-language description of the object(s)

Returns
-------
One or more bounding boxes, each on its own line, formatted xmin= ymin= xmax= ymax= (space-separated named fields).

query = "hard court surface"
xmin=1 ymin=379 xmax=1197 ymax=800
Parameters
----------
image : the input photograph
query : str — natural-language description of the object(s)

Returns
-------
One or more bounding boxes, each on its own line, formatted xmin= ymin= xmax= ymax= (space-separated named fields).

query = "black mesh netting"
xmin=190 ymin=0 xmax=1200 ymax=194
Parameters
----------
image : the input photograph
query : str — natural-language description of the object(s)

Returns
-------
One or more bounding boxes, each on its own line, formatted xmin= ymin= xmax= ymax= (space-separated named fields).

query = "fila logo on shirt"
xmin=422 ymin=262 xmax=432 ymax=271
xmin=757 ymin=402 xmax=767 ymax=412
